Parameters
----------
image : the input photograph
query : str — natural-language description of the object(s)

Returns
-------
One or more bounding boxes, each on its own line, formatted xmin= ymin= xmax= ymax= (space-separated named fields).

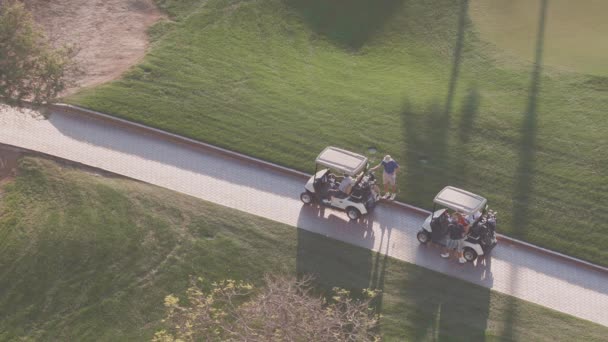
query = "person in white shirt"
xmin=337 ymin=175 xmax=354 ymax=194
xmin=326 ymin=174 xmax=354 ymax=203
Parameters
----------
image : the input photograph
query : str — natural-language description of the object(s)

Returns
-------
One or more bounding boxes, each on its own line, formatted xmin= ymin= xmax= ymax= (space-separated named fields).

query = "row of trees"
xmin=0 ymin=1 xmax=76 ymax=105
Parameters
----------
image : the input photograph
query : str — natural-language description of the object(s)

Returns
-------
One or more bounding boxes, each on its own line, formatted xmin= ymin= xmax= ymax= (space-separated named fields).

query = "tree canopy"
xmin=0 ymin=1 xmax=76 ymax=104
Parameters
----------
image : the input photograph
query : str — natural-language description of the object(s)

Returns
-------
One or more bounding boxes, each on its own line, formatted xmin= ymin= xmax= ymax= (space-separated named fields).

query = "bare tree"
xmin=0 ymin=1 xmax=77 ymax=105
xmin=154 ymin=275 xmax=381 ymax=342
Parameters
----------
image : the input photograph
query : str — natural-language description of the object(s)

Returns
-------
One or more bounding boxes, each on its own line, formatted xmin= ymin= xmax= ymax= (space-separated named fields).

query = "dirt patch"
xmin=23 ymin=0 xmax=164 ymax=94
xmin=0 ymin=147 xmax=20 ymax=181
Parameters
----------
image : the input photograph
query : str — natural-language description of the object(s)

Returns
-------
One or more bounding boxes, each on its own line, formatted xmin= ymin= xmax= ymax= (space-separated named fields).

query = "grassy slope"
xmin=0 ymin=156 xmax=606 ymax=341
xmin=68 ymin=0 xmax=608 ymax=266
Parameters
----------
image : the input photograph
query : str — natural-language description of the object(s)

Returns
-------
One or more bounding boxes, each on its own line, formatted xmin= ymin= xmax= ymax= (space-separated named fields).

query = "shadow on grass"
xmin=295 ymin=205 xmax=390 ymax=329
xmin=444 ymin=0 xmax=470 ymax=116
xmin=400 ymin=100 xmax=453 ymax=206
xmin=399 ymin=89 xmax=480 ymax=206
xmin=504 ymin=0 xmax=549 ymax=339
xmin=454 ymin=86 xmax=481 ymax=178
xmin=397 ymin=246 xmax=491 ymax=340
xmin=400 ymin=246 xmax=492 ymax=341
xmin=512 ymin=0 xmax=546 ymax=242
xmin=399 ymin=0 xmax=478 ymax=206
xmin=458 ymin=87 xmax=480 ymax=144
xmin=285 ymin=0 xmax=405 ymax=50
xmin=295 ymin=204 xmax=375 ymax=289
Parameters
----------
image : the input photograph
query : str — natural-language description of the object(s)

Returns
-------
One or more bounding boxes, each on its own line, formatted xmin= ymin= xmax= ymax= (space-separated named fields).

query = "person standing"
xmin=441 ymin=213 xmax=469 ymax=263
xmin=370 ymin=155 xmax=399 ymax=199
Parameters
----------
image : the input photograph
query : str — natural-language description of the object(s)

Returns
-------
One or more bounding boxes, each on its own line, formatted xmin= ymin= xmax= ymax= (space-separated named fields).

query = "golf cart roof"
xmin=433 ymin=186 xmax=487 ymax=215
xmin=315 ymin=146 xmax=368 ymax=176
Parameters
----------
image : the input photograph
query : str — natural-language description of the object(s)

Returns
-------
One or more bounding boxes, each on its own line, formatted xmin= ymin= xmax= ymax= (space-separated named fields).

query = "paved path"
xmin=1 ymin=105 xmax=607 ymax=327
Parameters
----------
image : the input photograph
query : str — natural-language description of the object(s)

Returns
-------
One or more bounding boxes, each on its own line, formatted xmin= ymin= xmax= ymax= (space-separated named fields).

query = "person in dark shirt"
xmin=370 ymin=155 xmax=400 ymax=199
xmin=441 ymin=212 xmax=469 ymax=263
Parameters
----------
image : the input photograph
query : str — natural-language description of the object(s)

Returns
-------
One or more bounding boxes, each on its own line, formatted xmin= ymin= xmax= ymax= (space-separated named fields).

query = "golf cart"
xmin=416 ymin=186 xmax=498 ymax=262
xmin=300 ymin=146 xmax=380 ymax=220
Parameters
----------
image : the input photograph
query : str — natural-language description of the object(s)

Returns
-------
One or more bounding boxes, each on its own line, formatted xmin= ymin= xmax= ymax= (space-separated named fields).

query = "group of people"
xmin=324 ymin=151 xmax=481 ymax=264
xmin=326 ymin=154 xmax=400 ymax=203
xmin=441 ymin=211 xmax=479 ymax=263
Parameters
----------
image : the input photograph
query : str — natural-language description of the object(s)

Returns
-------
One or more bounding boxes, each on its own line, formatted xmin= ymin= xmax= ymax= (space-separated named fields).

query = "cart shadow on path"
xmin=294 ymin=203 xmax=494 ymax=339
xmin=295 ymin=204 xmax=392 ymax=331
xmin=294 ymin=207 xmax=494 ymax=340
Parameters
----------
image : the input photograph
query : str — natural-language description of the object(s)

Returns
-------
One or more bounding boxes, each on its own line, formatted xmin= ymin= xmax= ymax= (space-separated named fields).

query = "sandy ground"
xmin=23 ymin=0 xmax=164 ymax=94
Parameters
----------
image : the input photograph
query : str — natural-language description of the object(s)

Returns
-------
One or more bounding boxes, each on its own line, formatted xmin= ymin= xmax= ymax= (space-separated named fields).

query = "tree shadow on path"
xmin=503 ymin=0 xmax=549 ymax=340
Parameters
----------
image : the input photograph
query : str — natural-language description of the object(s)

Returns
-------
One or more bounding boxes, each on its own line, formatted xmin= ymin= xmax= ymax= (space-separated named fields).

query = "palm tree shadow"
xmin=504 ymin=0 xmax=549 ymax=339
xmin=397 ymin=247 xmax=492 ymax=340
xmin=458 ymin=87 xmax=480 ymax=144
xmin=369 ymin=224 xmax=392 ymax=315
xmin=399 ymin=0 xmax=474 ymax=206
xmin=454 ymin=86 xmax=481 ymax=178
xmin=445 ymin=0 xmax=470 ymax=116
xmin=285 ymin=0 xmax=406 ymax=50
xmin=400 ymin=100 xmax=452 ymax=206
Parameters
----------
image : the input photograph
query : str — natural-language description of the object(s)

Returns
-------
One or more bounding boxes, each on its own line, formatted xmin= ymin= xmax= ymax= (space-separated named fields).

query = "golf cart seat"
xmin=349 ymin=191 xmax=363 ymax=201
xmin=334 ymin=191 xmax=349 ymax=199
xmin=430 ymin=211 xmax=449 ymax=240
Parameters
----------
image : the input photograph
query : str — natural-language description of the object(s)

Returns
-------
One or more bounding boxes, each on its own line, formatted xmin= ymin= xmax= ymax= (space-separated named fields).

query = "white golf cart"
xmin=416 ymin=186 xmax=498 ymax=262
xmin=300 ymin=146 xmax=380 ymax=220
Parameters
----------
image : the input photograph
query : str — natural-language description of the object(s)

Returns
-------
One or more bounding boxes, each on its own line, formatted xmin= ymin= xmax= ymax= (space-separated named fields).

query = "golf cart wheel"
xmin=416 ymin=230 xmax=431 ymax=244
xmin=463 ymin=247 xmax=478 ymax=262
xmin=346 ymin=207 xmax=361 ymax=220
xmin=300 ymin=192 xmax=313 ymax=204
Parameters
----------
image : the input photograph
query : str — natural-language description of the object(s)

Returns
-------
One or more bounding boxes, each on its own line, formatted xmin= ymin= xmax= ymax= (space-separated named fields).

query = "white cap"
xmin=383 ymin=155 xmax=391 ymax=162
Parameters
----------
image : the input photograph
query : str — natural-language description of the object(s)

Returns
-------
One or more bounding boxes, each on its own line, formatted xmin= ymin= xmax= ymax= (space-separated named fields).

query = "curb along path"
xmin=0 ymin=103 xmax=606 ymax=327
xmin=50 ymin=104 xmax=608 ymax=275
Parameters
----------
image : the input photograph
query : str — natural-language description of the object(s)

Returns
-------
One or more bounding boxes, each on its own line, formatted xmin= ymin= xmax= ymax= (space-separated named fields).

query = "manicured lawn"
xmin=68 ymin=0 xmax=608 ymax=266
xmin=0 ymin=156 xmax=606 ymax=340
xmin=470 ymin=0 xmax=608 ymax=76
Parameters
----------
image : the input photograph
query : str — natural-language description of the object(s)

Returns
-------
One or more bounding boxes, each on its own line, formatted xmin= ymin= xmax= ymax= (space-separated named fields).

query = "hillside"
xmin=68 ymin=0 xmax=608 ymax=265
xmin=0 ymin=154 xmax=606 ymax=340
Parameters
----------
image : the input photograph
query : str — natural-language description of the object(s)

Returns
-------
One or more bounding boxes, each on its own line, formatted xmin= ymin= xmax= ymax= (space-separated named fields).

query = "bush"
xmin=0 ymin=1 xmax=77 ymax=104
xmin=154 ymin=275 xmax=380 ymax=342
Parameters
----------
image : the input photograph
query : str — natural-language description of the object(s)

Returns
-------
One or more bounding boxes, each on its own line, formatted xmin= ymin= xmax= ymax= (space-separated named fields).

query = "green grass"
xmin=67 ymin=0 xmax=608 ymax=266
xmin=470 ymin=0 xmax=608 ymax=76
xmin=0 ymin=156 xmax=606 ymax=340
